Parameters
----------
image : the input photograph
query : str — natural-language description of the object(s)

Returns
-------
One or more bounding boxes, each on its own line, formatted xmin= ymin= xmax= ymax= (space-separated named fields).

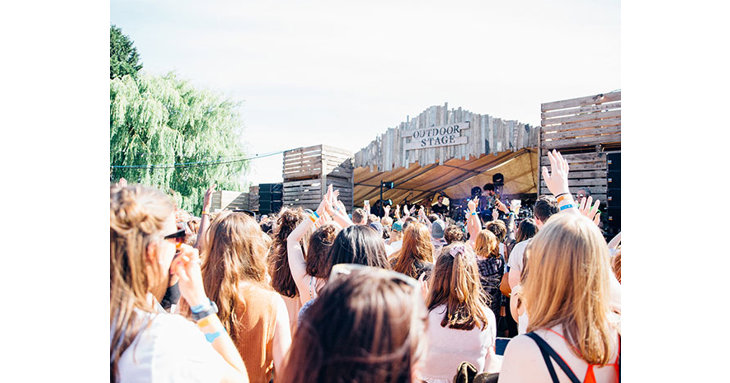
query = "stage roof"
xmin=354 ymin=148 xmax=538 ymax=207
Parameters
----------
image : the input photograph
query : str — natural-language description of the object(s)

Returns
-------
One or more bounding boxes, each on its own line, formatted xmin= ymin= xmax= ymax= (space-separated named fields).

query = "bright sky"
xmin=111 ymin=0 xmax=619 ymax=186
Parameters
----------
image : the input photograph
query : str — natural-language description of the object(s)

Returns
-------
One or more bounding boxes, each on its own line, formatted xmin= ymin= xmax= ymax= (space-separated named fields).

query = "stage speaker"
xmin=604 ymin=152 xmax=621 ymax=235
xmin=260 ymin=183 xmax=283 ymax=193
xmin=606 ymin=206 xmax=621 ymax=228
xmin=606 ymin=188 xmax=621 ymax=207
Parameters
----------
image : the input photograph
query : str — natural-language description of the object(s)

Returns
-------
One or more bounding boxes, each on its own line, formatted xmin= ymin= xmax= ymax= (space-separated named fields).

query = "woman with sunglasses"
xmin=422 ymin=242 xmax=500 ymax=382
xmin=192 ymin=211 xmax=292 ymax=383
xmin=279 ymin=264 xmax=427 ymax=383
xmin=110 ymin=184 xmax=248 ymax=383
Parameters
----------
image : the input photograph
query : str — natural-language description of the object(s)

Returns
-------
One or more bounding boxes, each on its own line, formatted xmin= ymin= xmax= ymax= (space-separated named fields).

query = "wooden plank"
xmin=540 ymin=178 xmax=607 ymax=187
xmin=543 ymin=134 xmax=621 ymax=150
xmin=542 ymin=118 xmax=621 ymax=133
xmin=566 ymin=170 xmax=608 ymax=179
xmin=541 ymin=101 xmax=621 ymax=119
xmin=543 ymin=125 xmax=622 ymax=140
xmin=538 ymin=190 xmax=607 ymax=201
xmin=540 ymin=152 xmax=606 ymax=164
xmin=542 ymin=110 xmax=621 ymax=126
xmin=541 ymin=91 xmax=621 ymax=112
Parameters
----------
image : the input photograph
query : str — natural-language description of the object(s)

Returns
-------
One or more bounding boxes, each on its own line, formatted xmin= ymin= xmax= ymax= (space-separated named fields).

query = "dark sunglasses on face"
xmin=163 ymin=228 xmax=187 ymax=249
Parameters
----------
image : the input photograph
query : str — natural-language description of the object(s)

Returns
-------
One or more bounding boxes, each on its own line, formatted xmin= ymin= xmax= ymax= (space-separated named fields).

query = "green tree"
xmin=110 ymin=25 xmax=143 ymax=79
xmin=110 ymin=72 xmax=248 ymax=212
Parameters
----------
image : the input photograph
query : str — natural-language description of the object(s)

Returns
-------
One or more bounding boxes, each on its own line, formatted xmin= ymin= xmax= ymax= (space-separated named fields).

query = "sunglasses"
xmin=163 ymin=228 xmax=187 ymax=249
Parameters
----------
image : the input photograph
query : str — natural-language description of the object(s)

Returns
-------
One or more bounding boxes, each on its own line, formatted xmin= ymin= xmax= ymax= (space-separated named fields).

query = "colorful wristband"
xmin=205 ymin=331 xmax=222 ymax=343
xmin=559 ymin=204 xmax=575 ymax=211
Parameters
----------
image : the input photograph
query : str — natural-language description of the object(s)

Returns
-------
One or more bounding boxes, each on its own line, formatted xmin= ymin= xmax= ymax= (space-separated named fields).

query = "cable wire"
xmin=110 ymin=150 xmax=284 ymax=169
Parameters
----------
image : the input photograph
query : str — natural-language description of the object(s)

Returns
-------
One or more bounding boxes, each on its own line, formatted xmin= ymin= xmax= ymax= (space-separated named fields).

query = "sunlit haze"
xmin=111 ymin=0 xmax=620 ymax=186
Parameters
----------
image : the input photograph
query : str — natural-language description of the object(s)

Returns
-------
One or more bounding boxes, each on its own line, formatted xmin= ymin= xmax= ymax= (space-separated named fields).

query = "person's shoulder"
xmin=512 ymin=240 xmax=529 ymax=252
xmin=144 ymin=313 xmax=207 ymax=353
xmin=501 ymin=333 xmax=545 ymax=368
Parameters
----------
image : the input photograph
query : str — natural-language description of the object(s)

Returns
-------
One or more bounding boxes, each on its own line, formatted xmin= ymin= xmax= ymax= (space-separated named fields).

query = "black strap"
xmin=525 ymin=332 xmax=581 ymax=383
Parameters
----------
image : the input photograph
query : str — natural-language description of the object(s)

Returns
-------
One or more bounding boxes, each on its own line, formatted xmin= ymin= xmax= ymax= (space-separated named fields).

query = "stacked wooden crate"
xmin=249 ymin=185 xmax=260 ymax=212
xmin=282 ymin=145 xmax=354 ymax=211
xmin=538 ymin=91 xmax=620 ymax=199
xmin=538 ymin=153 xmax=607 ymax=202
xmin=211 ymin=190 xmax=250 ymax=211
xmin=538 ymin=91 xmax=621 ymax=235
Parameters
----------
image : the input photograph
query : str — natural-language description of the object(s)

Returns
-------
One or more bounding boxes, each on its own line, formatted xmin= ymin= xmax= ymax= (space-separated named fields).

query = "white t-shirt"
xmin=388 ymin=240 xmax=403 ymax=255
xmin=421 ymin=305 xmax=497 ymax=382
xmin=506 ymin=240 xmax=529 ymax=276
xmin=116 ymin=310 xmax=228 ymax=383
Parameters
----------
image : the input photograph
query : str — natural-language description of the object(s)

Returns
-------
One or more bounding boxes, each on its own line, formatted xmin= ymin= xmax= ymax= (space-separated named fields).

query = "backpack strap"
xmin=525 ymin=332 xmax=581 ymax=383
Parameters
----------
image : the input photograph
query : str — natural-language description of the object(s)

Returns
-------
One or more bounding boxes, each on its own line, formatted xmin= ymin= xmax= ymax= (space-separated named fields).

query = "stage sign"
xmin=402 ymin=122 xmax=469 ymax=151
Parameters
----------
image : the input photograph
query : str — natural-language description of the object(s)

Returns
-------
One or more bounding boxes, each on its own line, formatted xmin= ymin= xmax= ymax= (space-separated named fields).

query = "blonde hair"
xmin=473 ymin=229 xmax=499 ymax=259
xmin=110 ymin=185 xmax=175 ymax=382
xmin=427 ymin=242 xmax=490 ymax=330
xmin=522 ymin=214 xmax=616 ymax=365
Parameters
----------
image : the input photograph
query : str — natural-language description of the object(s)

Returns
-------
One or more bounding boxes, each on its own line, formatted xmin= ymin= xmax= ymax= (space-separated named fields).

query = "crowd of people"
xmin=110 ymin=150 xmax=621 ymax=382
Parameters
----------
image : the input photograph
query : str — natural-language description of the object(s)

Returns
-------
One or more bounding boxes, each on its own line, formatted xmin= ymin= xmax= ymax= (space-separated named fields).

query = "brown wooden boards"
xmin=282 ymin=145 xmax=354 ymax=211
xmin=354 ymin=104 xmax=538 ymax=173
xmin=540 ymin=91 xmax=621 ymax=151
xmin=539 ymin=152 xmax=608 ymax=199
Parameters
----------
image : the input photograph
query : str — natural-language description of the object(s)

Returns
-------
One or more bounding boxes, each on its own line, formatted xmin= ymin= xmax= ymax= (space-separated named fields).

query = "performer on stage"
xmin=482 ymin=183 xmax=509 ymax=221
xmin=431 ymin=194 xmax=450 ymax=217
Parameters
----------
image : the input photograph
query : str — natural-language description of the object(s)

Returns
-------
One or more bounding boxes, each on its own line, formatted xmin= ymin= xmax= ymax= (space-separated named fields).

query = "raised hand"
xmin=578 ymin=195 xmax=601 ymax=225
xmin=383 ymin=205 xmax=391 ymax=217
xmin=491 ymin=208 xmax=499 ymax=221
xmin=467 ymin=196 xmax=478 ymax=212
xmin=202 ymin=183 xmax=216 ymax=213
xmin=171 ymin=244 xmax=208 ymax=307
xmin=541 ymin=149 xmax=571 ymax=197
xmin=118 ymin=177 xmax=128 ymax=188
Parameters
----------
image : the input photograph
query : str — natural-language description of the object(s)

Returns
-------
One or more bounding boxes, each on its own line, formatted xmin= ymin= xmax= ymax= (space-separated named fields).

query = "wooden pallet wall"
xmin=540 ymin=91 xmax=621 ymax=150
xmin=354 ymin=103 xmax=538 ymax=172
xmin=283 ymin=145 xmax=353 ymax=181
xmin=282 ymin=145 xmax=354 ymax=211
xmin=248 ymin=185 xmax=260 ymax=212
xmin=211 ymin=191 xmax=250 ymax=211
xmin=539 ymin=153 xmax=607 ymax=202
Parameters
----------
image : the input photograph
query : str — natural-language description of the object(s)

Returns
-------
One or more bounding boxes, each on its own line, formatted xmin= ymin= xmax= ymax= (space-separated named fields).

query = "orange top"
xmin=547 ymin=329 xmax=620 ymax=383
xmin=232 ymin=283 xmax=281 ymax=383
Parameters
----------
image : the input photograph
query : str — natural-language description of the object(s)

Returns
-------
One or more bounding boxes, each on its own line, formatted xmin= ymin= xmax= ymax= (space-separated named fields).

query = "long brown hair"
xmin=268 ymin=207 xmax=307 ymax=297
xmin=473 ymin=229 xmax=499 ymax=259
xmin=305 ymin=223 xmax=338 ymax=278
xmin=110 ymin=185 xmax=175 ymax=382
xmin=200 ymin=211 xmax=270 ymax=342
xmin=391 ymin=223 xmax=434 ymax=279
xmin=426 ymin=242 xmax=490 ymax=330
xmin=515 ymin=218 xmax=538 ymax=243
xmin=522 ymin=214 xmax=617 ymax=365
xmin=280 ymin=269 xmax=427 ymax=383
